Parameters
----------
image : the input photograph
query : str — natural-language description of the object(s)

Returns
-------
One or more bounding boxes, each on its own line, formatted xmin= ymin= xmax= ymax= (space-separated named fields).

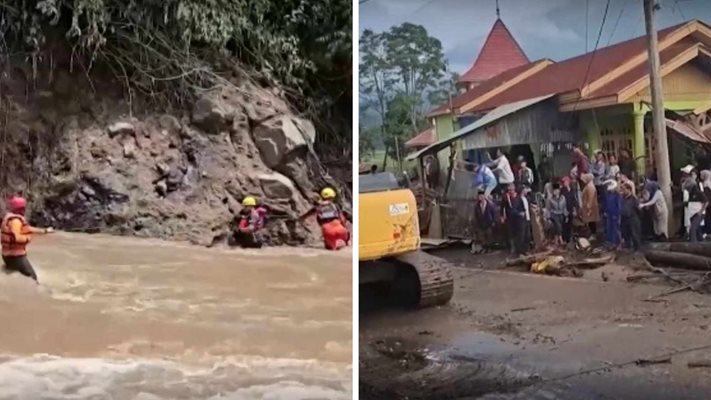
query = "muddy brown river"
xmin=0 ymin=232 xmax=352 ymax=399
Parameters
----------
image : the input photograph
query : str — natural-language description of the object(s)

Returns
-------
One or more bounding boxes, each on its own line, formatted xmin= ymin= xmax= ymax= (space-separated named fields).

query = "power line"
xmin=585 ymin=0 xmax=590 ymax=52
xmin=606 ymin=1 xmax=626 ymax=46
xmin=570 ymin=0 xmax=612 ymax=115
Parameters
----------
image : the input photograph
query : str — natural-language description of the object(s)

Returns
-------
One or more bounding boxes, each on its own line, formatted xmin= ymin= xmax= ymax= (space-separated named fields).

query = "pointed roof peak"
xmin=458 ymin=17 xmax=529 ymax=87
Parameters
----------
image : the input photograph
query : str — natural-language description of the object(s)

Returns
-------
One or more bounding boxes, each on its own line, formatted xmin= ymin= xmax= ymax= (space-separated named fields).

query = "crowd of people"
xmin=467 ymin=145 xmax=711 ymax=255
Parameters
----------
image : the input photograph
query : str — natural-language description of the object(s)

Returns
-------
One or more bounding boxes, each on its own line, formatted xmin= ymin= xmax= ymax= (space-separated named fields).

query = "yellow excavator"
xmin=359 ymin=171 xmax=454 ymax=307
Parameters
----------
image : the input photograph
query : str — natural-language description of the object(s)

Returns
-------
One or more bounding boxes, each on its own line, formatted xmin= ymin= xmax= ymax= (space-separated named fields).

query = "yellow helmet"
xmin=320 ymin=187 xmax=336 ymax=200
xmin=242 ymin=196 xmax=257 ymax=207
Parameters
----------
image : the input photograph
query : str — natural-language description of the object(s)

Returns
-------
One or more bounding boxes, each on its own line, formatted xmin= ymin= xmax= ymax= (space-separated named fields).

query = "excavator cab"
xmin=359 ymin=172 xmax=454 ymax=308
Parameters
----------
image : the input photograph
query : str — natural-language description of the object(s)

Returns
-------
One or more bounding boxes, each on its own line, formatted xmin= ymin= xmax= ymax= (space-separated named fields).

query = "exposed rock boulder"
xmin=258 ymin=173 xmax=297 ymax=199
xmin=253 ymin=116 xmax=310 ymax=169
xmin=192 ymin=97 xmax=230 ymax=133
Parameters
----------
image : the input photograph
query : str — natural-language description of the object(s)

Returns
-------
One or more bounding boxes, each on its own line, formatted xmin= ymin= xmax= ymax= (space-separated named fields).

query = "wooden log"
xmin=668 ymin=242 xmax=711 ymax=258
xmin=505 ymin=250 xmax=553 ymax=267
xmin=644 ymin=250 xmax=711 ymax=271
xmin=566 ymin=255 xmax=615 ymax=269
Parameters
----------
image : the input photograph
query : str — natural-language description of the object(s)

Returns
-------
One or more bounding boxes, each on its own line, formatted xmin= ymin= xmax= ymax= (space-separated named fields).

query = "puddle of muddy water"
xmin=361 ymin=333 xmax=711 ymax=400
xmin=0 ymin=233 xmax=352 ymax=399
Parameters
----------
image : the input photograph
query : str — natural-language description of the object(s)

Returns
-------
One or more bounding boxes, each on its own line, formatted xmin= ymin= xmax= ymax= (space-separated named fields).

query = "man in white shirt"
xmin=489 ymin=149 xmax=515 ymax=193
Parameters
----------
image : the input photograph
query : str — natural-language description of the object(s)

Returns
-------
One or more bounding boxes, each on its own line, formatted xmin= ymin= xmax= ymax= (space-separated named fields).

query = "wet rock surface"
xmin=0 ymin=73 xmax=350 ymax=247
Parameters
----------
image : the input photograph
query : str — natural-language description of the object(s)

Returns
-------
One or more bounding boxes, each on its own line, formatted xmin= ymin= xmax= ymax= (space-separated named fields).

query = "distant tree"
xmin=383 ymin=93 xmax=425 ymax=171
xmin=360 ymin=30 xmax=395 ymax=131
xmin=428 ymin=71 xmax=460 ymax=109
xmin=385 ymin=23 xmax=447 ymax=130
xmin=359 ymin=125 xmax=378 ymax=159
xmin=359 ymin=23 xmax=448 ymax=170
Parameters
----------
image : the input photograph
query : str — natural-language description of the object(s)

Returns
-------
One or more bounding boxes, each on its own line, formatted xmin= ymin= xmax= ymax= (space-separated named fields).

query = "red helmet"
xmin=8 ymin=196 xmax=27 ymax=212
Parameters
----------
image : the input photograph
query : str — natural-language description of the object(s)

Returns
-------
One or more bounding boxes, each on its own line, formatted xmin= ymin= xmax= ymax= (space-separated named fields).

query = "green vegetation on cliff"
xmin=0 ymin=0 xmax=351 ymax=153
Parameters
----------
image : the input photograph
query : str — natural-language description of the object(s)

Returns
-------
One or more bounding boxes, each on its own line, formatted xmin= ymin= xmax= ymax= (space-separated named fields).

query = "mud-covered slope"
xmin=0 ymin=70 xmax=350 ymax=247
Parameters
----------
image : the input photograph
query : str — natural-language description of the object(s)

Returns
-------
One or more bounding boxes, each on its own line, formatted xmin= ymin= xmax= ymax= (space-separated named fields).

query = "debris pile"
xmin=505 ymin=239 xmax=616 ymax=278
xmin=629 ymin=242 xmax=711 ymax=299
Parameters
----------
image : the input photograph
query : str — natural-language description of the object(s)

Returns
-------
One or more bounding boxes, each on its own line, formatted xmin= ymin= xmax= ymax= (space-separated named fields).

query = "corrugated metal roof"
xmin=404 ymin=127 xmax=435 ymax=148
xmin=666 ymin=118 xmax=711 ymax=144
xmin=406 ymin=94 xmax=555 ymax=161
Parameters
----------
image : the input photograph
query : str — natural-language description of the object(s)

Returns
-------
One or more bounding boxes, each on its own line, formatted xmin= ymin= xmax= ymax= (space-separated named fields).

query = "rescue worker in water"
xmin=232 ymin=196 xmax=268 ymax=248
xmin=301 ymin=187 xmax=351 ymax=250
xmin=1 ymin=196 xmax=54 ymax=283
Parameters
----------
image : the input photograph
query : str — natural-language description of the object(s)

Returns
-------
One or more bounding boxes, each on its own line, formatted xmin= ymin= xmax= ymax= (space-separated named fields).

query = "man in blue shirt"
xmin=457 ymin=160 xmax=498 ymax=198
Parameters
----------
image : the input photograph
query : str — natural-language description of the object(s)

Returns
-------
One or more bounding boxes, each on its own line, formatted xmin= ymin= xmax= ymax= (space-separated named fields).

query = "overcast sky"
xmin=359 ymin=0 xmax=711 ymax=74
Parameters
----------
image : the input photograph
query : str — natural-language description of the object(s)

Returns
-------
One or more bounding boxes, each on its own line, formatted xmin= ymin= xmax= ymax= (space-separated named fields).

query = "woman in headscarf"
xmin=560 ymin=176 xmax=578 ymax=243
xmin=580 ymin=173 xmax=600 ymax=238
xmin=603 ymin=179 xmax=622 ymax=248
xmin=639 ymin=179 xmax=668 ymax=241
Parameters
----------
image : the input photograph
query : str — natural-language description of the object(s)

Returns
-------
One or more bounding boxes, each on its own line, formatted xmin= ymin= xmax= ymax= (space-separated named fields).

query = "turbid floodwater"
xmin=0 ymin=232 xmax=352 ymax=399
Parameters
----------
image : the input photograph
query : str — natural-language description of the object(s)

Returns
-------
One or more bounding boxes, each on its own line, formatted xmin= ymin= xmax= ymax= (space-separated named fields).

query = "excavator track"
xmin=395 ymin=250 xmax=454 ymax=308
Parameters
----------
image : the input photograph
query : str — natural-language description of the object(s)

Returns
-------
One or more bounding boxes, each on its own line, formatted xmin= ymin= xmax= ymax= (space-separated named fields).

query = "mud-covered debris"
xmin=688 ymin=359 xmax=711 ymax=368
xmin=531 ymin=256 xmax=565 ymax=274
xmin=108 ymin=121 xmax=135 ymax=137
xmin=575 ymin=237 xmax=591 ymax=250
xmin=155 ymin=180 xmax=168 ymax=197
xmin=635 ymin=357 xmax=671 ymax=366
xmin=601 ymin=271 xmax=610 ymax=282
xmin=123 ymin=141 xmax=136 ymax=158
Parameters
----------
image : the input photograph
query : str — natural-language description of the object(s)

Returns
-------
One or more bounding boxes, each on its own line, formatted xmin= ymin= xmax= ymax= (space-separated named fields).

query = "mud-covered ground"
xmin=360 ymin=247 xmax=711 ymax=399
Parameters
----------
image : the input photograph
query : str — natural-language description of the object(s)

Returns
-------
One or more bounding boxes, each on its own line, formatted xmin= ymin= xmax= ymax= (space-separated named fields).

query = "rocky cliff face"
xmin=0 ymin=70 xmax=351 ymax=247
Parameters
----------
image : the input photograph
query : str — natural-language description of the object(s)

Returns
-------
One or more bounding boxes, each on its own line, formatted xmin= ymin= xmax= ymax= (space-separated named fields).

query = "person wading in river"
xmin=233 ymin=196 xmax=269 ymax=248
xmin=1 ymin=196 xmax=54 ymax=283
xmin=301 ymin=187 xmax=351 ymax=250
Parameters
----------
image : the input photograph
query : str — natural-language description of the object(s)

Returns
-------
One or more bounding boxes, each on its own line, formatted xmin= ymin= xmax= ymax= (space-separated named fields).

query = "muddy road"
xmin=361 ymin=251 xmax=711 ymax=399
xmin=0 ymin=232 xmax=352 ymax=399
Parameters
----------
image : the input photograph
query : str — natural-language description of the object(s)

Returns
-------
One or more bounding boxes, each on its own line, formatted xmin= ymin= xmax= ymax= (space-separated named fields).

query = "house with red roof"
xmin=414 ymin=19 xmax=711 ymax=183
xmin=404 ymin=13 xmax=530 ymax=152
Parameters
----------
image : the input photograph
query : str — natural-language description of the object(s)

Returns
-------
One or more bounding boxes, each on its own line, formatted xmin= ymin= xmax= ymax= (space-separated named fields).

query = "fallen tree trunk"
xmin=668 ymin=242 xmax=711 ymax=258
xmin=566 ymin=254 xmax=615 ymax=269
xmin=646 ymin=242 xmax=711 ymax=258
xmin=644 ymin=250 xmax=711 ymax=271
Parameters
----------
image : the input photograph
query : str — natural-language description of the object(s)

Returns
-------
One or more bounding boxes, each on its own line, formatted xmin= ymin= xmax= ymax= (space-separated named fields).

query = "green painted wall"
xmin=433 ymin=114 xmax=457 ymax=173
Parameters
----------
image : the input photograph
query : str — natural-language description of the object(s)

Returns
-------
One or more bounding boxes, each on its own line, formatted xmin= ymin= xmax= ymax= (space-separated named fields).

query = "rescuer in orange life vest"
xmin=1 ymin=196 xmax=54 ymax=283
xmin=300 ymin=187 xmax=351 ymax=250
xmin=231 ymin=196 xmax=269 ymax=248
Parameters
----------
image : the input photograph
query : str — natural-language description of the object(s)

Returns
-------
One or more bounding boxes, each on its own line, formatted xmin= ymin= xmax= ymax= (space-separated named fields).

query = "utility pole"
xmin=644 ymin=0 xmax=673 ymax=231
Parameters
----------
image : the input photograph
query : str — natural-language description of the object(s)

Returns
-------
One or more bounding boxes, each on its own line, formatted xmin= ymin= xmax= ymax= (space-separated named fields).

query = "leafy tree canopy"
xmin=0 ymin=0 xmax=351 ymax=151
xmin=359 ymin=22 xmax=455 ymax=166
